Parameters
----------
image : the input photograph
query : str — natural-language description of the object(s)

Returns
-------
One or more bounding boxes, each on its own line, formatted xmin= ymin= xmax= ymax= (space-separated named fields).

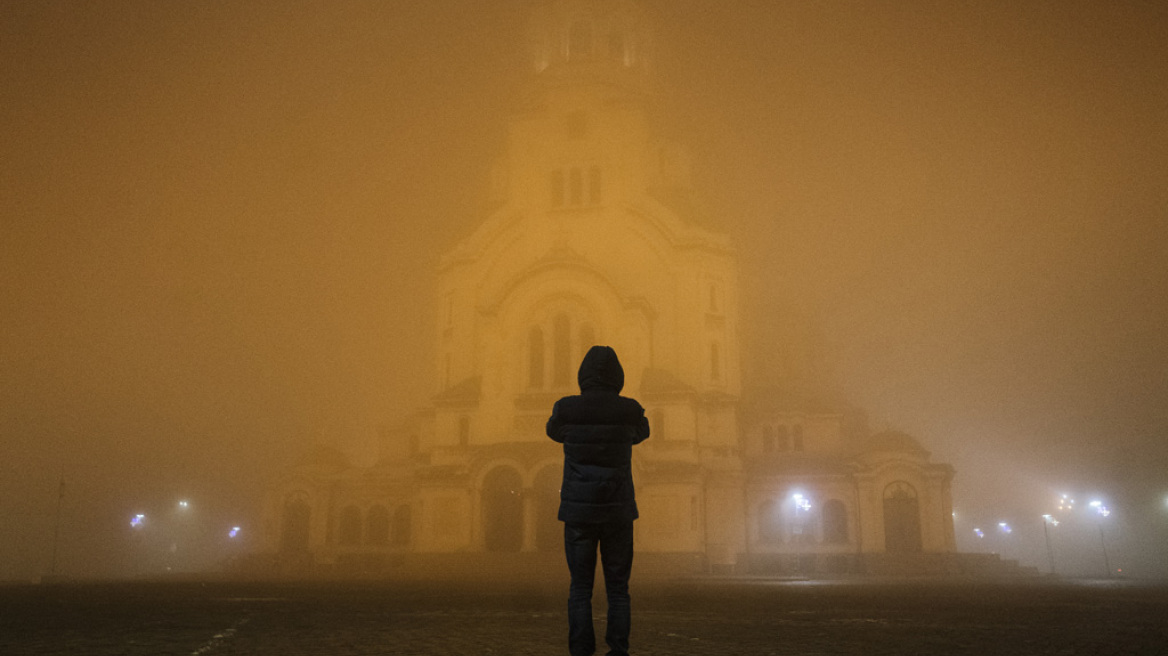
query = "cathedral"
xmin=258 ymin=0 xmax=960 ymax=576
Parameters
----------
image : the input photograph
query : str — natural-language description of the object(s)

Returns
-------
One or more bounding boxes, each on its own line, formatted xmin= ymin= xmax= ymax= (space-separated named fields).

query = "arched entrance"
xmin=534 ymin=465 xmax=562 ymax=552
xmin=883 ymin=481 xmax=922 ymax=553
xmin=280 ymin=498 xmax=311 ymax=552
xmin=482 ymin=467 xmax=524 ymax=552
xmin=823 ymin=499 xmax=848 ymax=544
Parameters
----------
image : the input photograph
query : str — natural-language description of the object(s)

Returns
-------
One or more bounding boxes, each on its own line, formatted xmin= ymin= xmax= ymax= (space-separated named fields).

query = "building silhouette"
xmin=260 ymin=0 xmax=961 ymax=576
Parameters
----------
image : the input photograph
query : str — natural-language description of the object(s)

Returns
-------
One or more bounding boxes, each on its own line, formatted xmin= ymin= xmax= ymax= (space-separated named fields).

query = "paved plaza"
xmin=1 ymin=576 xmax=1165 ymax=655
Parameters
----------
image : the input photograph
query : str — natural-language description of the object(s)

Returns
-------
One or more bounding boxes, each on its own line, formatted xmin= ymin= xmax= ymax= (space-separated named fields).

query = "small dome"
xmin=527 ymin=0 xmax=654 ymax=82
xmin=867 ymin=430 xmax=930 ymax=457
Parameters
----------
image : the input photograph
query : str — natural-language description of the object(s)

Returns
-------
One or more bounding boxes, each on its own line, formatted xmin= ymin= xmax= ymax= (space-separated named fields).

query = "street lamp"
xmin=1089 ymin=500 xmax=1112 ymax=577
xmin=1041 ymin=514 xmax=1059 ymax=575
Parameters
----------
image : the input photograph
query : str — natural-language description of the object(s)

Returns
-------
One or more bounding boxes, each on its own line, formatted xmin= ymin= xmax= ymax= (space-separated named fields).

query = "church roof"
xmin=865 ymin=430 xmax=931 ymax=457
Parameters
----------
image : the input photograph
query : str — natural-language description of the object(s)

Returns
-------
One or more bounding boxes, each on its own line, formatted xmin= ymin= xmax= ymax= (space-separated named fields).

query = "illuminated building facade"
xmin=260 ymin=0 xmax=959 ymax=575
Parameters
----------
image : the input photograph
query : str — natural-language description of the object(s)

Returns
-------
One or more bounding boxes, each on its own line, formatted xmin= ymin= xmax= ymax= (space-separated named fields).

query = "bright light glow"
xmin=130 ymin=514 xmax=145 ymax=528
xmin=998 ymin=522 xmax=1012 ymax=534
xmin=178 ymin=500 xmax=189 ymax=509
xmin=1057 ymin=494 xmax=1075 ymax=511
xmin=228 ymin=526 xmax=241 ymax=539
xmin=792 ymin=493 xmax=810 ymax=512
xmin=1042 ymin=514 xmax=1059 ymax=526
xmin=973 ymin=528 xmax=984 ymax=539
xmin=1089 ymin=500 xmax=1101 ymax=508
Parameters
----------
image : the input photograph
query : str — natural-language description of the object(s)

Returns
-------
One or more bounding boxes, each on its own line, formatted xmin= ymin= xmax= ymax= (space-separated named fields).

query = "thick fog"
xmin=2 ymin=0 xmax=1165 ymax=580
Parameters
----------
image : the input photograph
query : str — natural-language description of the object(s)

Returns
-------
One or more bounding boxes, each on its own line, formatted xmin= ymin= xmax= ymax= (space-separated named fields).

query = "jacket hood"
xmin=578 ymin=345 xmax=624 ymax=393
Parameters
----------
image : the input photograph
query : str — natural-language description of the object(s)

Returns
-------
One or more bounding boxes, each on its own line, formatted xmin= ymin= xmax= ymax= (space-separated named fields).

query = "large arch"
xmin=757 ymin=499 xmax=782 ymax=544
xmin=883 ymin=481 xmax=922 ymax=553
xmin=280 ymin=497 xmax=311 ymax=553
xmin=338 ymin=505 xmax=362 ymax=546
xmin=533 ymin=464 xmax=562 ymax=552
xmin=822 ymin=499 xmax=848 ymax=544
xmin=482 ymin=466 xmax=524 ymax=552
xmin=366 ymin=505 xmax=390 ymax=546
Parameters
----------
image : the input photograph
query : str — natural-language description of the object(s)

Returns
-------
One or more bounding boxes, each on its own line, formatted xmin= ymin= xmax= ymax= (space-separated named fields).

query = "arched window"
xmin=458 ymin=416 xmax=470 ymax=446
xmin=823 ymin=499 xmax=848 ymax=544
xmin=569 ymin=168 xmax=583 ymax=205
xmin=551 ymin=170 xmax=565 ymax=206
xmin=391 ymin=505 xmax=412 ymax=547
xmin=553 ymin=314 xmax=571 ymax=388
xmin=793 ymin=424 xmax=805 ymax=451
xmin=710 ymin=343 xmax=721 ymax=381
xmin=758 ymin=499 xmax=781 ymax=544
xmin=588 ymin=166 xmax=601 ymax=204
xmin=568 ymin=20 xmax=592 ymax=59
xmin=366 ymin=505 xmax=390 ymax=546
xmin=777 ymin=425 xmax=789 ymax=451
xmin=528 ymin=328 xmax=544 ymax=389
xmin=482 ymin=467 xmax=524 ymax=552
xmin=338 ymin=505 xmax=362 ymax=546
xmin=280 ymin=498 xmax=311 ymax=553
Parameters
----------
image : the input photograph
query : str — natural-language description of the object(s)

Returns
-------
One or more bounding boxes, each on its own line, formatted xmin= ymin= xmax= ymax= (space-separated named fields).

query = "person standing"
xmin=546 ymin=345 xmax=651 ymax=656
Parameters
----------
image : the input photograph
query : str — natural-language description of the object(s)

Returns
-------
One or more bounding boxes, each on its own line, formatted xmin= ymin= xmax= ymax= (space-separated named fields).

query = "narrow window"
xmin=551 ymin=170 xmax=565 ymax=206
xmin=529 ymin=328 xmax=545 ymax=388
xmin=569 ymin=168 xmax=583 ymax=205
xmin=589 ymin=166 xmax=601 ymax=204
xmin=553 ymin=314 xmax=571 ymax=387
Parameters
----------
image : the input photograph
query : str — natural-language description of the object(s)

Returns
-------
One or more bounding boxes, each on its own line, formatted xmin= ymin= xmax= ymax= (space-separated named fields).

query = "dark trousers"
xmin=564 ymin=520 xmax=634 ymax=656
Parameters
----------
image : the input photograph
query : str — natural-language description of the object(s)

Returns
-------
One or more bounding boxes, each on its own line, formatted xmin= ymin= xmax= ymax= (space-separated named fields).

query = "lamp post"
xmin=1089 ymin=501 xmax=1111 ymax=578
xmin=1041 ymin=514 xmax=1058 ymax=575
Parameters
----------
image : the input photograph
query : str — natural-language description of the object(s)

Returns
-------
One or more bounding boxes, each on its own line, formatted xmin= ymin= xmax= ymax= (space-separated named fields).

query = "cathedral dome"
xmin=867 ymin=430 xmax=931 ymax=457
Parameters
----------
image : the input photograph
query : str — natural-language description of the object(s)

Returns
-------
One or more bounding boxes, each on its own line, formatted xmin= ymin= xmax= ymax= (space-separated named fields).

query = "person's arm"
xmin=633 ymin=404 xmax=650 ymax=445
xmin=546 ymin=399 xmax=565 ymax=443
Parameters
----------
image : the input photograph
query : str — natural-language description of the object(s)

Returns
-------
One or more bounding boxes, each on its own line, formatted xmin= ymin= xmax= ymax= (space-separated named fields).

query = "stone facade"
xmin=259 ymin=0 xmax=956 ymax=575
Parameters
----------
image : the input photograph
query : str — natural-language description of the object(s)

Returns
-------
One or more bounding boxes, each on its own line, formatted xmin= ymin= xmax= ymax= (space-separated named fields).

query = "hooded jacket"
xmin=546 ymin=345 xmax=651 ymax=524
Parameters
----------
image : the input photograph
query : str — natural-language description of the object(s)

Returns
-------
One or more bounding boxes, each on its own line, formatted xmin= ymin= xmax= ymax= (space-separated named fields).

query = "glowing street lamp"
xmin=1041 ymin=514 xmax=1059 ymax=575
xmin=228 ymin=526 xmax=241 ymax=539
xmin=130 ymin=514 xmax=146 ymax=529
xmin=973 ymin=528 xmax=985 ymax=539
xmin=178 ymin=500 xmax=190 ymax=509
xmin=792 ymin=493 xmax=811 ymax=515
xmin=1089 ymin=500 xmax=1112 ymax=577
xmin=1057 ymin=494 xmax=1075 ymax=512
xmin=997 ymin=521 xmax=1012 ymax=534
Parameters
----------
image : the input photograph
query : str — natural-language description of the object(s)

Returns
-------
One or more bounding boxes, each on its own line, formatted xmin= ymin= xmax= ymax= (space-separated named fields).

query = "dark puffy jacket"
xmin=546 ymin=346 xmax=650 ymax=524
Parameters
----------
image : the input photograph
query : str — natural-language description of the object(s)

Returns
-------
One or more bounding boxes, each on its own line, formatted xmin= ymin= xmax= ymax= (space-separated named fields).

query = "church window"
xmin=777 ymin=425 xmax=789 ymax=451
xmin=551 ymin=170 xmax=565 ymax=206
xmin=568 ymin=21 xmax=592 ymax=59
xmin=553 ymin=314 xmax=571 ymax=388
xmin=569 ymin=168 xmax=583 ymax=205
xmin=338 ymin=505 xmax=362 ymax=546
xmin=458 ymin=416 xmax=470 ymax=446
xmin=366 ymin=505 xmax=390 ymax=546
xmin=793 ymin=424 xmax=805 ymax=451
xmin=762 ymin=426 xmax=774 ymax=453
xmin=528 ymin=328 xmax=545 ymax=388
xmin=589 ymin=166 xmax=602 ymax=204
xmin=710 ymin=343 xmax=721 ymax=381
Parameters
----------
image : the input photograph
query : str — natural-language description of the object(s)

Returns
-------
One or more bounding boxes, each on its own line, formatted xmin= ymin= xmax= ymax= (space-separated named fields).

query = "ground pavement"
xmin=1 ymin=576 xmax=1165 ymax=655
